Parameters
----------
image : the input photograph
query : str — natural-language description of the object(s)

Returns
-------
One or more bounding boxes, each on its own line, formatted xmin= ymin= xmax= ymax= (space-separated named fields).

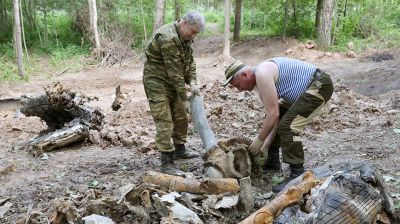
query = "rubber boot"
xmin=174 ymin=144 xmax=199 ymax=159
xmin=160 ymin=152 xmax=185 ymax=176
xmin=262 ymin=147 xmax=281 ymax=172
xmin=272 ymin=164 xmax=304 ymax=193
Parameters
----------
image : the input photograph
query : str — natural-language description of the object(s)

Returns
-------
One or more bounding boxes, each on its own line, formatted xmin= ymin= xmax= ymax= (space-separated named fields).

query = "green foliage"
xmin=48 ymin=44 xmax=89 ymax=72
xmin=203 ymin=11 xmax=223 ymax=23
xmin=0 ymin=57 xmax=19 ymax=82
xmin=1 ymin=0 xmax=399 ymax=75
xmin=0 ymin=42 xmax=15 ymax=58
xmin=332 ymin=0 xmax=400 ymax=50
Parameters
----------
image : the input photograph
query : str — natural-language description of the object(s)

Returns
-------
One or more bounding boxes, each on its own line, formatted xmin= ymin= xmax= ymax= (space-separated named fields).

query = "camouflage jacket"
xmin=143 ymin=21 xmax=197 ymax=102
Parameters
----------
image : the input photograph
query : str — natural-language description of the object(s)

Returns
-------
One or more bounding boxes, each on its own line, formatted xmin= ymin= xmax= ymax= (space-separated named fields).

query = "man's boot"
xmin=174 ymin=144 xmax=199 ymax=159
xmin=160 ymin=152 xmax=185 ymax=176
xmin=262 ymin=147 xmax=281 ymax=172
xmin=272 ymin=164 xmax=304 ymax=193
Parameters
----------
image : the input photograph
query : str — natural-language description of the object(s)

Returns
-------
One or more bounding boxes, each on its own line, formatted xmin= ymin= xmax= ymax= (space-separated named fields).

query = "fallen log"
xmin=143 ymin=171 xmax=240 ymax=195
xmin=18 ymin=82 xmax=103 ymax=154
xmin=27 ymin=124 xmax=89 ymax=156
xmin=239 ymin=171 xmax=318 ymax=224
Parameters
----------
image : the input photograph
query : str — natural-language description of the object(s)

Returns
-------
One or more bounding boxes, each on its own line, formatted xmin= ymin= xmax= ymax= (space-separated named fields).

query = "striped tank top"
xmin=268 ymin=57 xmax=316 ymax=104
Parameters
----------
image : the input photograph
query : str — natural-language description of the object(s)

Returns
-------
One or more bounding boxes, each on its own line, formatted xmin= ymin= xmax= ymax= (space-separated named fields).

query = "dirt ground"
xmin=0 ymin=35 xmax=399 ymax=223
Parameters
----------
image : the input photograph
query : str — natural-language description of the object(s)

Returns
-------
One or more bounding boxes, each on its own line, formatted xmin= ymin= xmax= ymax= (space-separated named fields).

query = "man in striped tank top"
xmin=224 ymin=57 xmax=333 ymax=193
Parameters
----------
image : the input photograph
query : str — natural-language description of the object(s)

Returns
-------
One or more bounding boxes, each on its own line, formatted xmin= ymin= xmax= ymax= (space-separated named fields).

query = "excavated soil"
xmin=0 ymin=36 xmax=399 ymax=223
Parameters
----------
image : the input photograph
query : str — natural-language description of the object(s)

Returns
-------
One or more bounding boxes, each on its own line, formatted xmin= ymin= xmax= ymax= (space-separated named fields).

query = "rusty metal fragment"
xmin=143 ymin=171 xmax=240 ymax=195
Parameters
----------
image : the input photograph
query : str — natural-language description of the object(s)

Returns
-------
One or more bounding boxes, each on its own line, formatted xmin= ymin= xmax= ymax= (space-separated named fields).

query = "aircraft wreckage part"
xmin=143 ymin=171 xmax=240 ymax=195
xmin=239 ymin=171 xmax=318 ymax=224
xmin=270 ymin=162 xmax=398 ymax=224
xmin=203 ymin=146 xmax=251 ymax=179
xmin=190 ymin=95 xmax=252 ymax=178
xmin=240 ymin=162 xmax=398 ymax=224
xmin=189 ymin=95 xmax=217 ymax=151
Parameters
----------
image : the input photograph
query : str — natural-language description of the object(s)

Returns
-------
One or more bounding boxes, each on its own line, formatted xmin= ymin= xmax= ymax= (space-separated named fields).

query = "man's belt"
xmin=313 ymin=68 xmax=324 ymax=82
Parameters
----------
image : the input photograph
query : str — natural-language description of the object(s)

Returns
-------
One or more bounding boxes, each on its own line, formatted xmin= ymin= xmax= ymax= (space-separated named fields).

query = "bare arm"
xmin=264 ymin=119 xmax=279 ymax=148
xmin=255 ymin=62 xmax=280 ymax=142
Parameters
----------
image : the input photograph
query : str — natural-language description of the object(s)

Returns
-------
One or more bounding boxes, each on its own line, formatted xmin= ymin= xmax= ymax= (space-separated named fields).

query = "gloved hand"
xmin=253 ymin=147 xmax=268 ymax=167
xmin=248 ymin=137 xmax=264 ymax=156
xmin=183 ymin=100 xmax=191 ymax=114
xmin=190 ymin=84 xmax=201 ymax=96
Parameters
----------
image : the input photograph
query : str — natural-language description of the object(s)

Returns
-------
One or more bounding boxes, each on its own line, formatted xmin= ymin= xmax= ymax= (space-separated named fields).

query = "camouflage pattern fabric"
xmin=276 ymin=70 xmax=333 ymax=164
xmin=143 ymin=21 xmax=197 ymax=152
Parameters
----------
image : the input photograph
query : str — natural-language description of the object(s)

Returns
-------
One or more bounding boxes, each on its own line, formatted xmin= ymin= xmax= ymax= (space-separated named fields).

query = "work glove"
xmin=248 ymin=137 xmax=264 ymax=156
xmin=183 ymin=100 xmax=191 ymax=114
xmin=253 ymin=147 xmax=268 ymax=168
xmin=190 ymin=84 xmax=201 ymax=96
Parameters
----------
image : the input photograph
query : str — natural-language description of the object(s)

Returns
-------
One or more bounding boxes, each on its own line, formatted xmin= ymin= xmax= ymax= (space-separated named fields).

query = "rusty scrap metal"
xmin=143 ymin=171 xmax=240 ymax=195
xmin=239 ymin=171 xmax=318 ymax=224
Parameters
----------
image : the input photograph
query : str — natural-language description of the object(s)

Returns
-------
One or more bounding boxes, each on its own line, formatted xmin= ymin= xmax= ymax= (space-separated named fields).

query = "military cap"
xmin=223 ymin=60 xmax=245 ymax=86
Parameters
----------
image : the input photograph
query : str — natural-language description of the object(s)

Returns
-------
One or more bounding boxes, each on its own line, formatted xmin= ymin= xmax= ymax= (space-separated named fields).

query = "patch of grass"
xmin=48 ymin=44 xmax=89 ymax=73
xmin=0 ymin=57 xmax=20 ymax=82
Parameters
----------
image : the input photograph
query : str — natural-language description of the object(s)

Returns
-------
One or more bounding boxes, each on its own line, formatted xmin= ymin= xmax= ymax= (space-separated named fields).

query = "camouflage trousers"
xmin=143 ymin=82 xmax=188 ymax=153
xmin=270 ymin=69 xmax=334 ymax=165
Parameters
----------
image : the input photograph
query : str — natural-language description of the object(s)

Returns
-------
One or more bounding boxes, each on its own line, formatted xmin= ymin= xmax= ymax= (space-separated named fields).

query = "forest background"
xmin=0 ymin=0 xmax=400 ymax=81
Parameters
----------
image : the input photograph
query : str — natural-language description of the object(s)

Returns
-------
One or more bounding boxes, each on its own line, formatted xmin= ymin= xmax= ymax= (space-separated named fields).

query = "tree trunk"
xmin=22 ymin=0 xmax=34 ymax=30
xmin=42 ymin=0 xmax=48 ymax=47
xmin=174 ymin=0 xmax=180 ymax=20
xmin=19 ymin=0 xmax=30 ymax=67
xmin=153 ymin=0 xmax=166 ymax=33
xmin=140 ymin=0 xmax=148 ymax=48
xmin=91 ymin=0 xmax=100 ymax=51
xmin=317 ymin=0 xmax=336 ymax=48
xmin=13 ymin=0 xmax=25 ymax=78
xmin=0 ymin=0 xmax=6 ymax=34
xmin=282 ymin=0 xmax=289 ymax=40
xmin=233 ymin=0 xmax=242 ymax=42
xmin=291 ymin=0 xmax=297 ymax=37
xmin=88 ymin=0 xmax=93 ymax=28
xmin=315 ymin=0 xmax=323 ymax=30
xmin=223 ymin=0 xmax=230 ymax=62
xmin=342 ymin=0 xmax=347 ymax=31
xmin=250 ymin=0 xmax=255 ymax=28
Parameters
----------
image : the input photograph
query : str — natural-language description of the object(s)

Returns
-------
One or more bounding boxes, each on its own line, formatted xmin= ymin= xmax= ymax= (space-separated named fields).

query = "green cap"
xmin=224 ymin=60 xmax=245 ymax=86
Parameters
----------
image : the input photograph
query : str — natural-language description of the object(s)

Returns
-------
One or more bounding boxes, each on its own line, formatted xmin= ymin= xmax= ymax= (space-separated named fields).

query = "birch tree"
xmin=223 ymin=0 xmax=231 ymax=62
xmin=317 ymin=0 xmax=336 ymax=47
xmin=13 ymin=0 xmax=25 ymax=78
xmin=88 ymin=0 xmax=100 ymax=52
xmin=153 ymin=0 xmax=166 ymax=33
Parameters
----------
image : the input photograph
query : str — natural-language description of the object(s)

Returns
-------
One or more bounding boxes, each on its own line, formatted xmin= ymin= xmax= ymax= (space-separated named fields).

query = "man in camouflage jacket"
xmin=143 ymin=11 xmax=205 ymax=176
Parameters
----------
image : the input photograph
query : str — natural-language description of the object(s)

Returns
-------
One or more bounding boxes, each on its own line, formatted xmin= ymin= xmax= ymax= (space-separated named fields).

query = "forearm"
xmin=263 ymin=120 xmax=279 ymax=148
xmin=257 ymin=113 xmax=279 ymax=142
